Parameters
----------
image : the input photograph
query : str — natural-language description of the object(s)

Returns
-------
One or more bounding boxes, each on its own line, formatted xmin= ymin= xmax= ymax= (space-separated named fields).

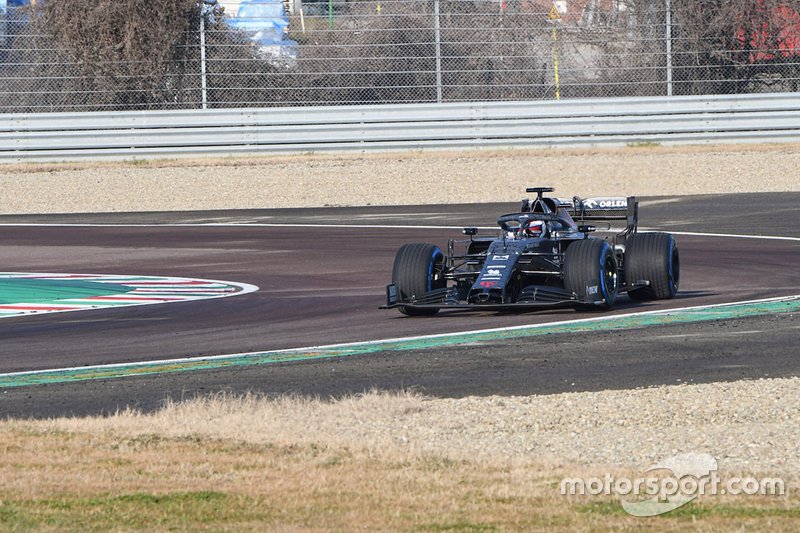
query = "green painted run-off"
xmin=0 ymin=279 xmax=131 ymax=305
xmin=1 ymin=296 xmax=798 ymax=389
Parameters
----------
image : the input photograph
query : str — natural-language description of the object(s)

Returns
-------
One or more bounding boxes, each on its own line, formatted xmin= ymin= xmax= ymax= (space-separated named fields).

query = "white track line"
xmin=1 ymin=293 xmax=798 ymax=380
xmin=0 ymin=222 xmax=798 ymax=241
xmin=0 ymin=223 xmax=497 ymax=230
xmin=663 ymin=230 xmax=800 ymax=242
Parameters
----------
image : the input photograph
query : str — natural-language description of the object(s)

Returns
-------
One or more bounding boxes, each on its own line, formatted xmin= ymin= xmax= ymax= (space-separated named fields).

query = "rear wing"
xmin=559 ymin=196 xmax=634 ymax=220
xmin=559 ymin=196 xmax=639 ymax=237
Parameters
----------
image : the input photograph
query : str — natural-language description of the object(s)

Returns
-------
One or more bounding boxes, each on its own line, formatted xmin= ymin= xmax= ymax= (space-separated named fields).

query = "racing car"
xmin=382 ymin=187 xmax=679 ymax=315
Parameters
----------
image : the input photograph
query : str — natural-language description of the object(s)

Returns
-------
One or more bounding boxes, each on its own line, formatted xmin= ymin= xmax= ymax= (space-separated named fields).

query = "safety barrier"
xmin=2 ymin=93 xmax=799 ymax=161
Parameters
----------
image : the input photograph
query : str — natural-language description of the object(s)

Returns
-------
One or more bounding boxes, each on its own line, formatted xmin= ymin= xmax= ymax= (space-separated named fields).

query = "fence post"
xmin=434 ymin=0 xmax=443 ymax=103
xmin=200 ymin=6 xmax=208 ymax=109
xmin=666 ymin=0 xmax=673 ymax=96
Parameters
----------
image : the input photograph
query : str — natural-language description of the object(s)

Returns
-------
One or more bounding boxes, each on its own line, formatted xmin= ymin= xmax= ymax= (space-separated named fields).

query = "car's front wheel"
xmin=391 ymin=242 xmax=445 ymax=316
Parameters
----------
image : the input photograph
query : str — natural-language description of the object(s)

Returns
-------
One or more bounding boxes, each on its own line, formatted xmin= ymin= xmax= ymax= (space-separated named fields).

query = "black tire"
xmin=564 ymin=239 xmax=619 ymax=309
xmin=391 ymin=243 xmax=445 ymax=316
xmin=625 ymin=232 xmax=680 ymax=301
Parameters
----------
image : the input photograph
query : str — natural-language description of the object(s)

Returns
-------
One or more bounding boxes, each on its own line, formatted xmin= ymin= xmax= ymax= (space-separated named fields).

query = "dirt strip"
xmin=1 ymin=144 xmax=800 ymax=214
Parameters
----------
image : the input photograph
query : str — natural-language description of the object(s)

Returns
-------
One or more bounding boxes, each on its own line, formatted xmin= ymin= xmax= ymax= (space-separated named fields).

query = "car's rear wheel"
xmin=564 ymin=239 xmax=619 ymax=309
xmin=625 ymin=232 xmax=680 ymax=300
xmin=392 ymin=243 xmax=445 ymax=316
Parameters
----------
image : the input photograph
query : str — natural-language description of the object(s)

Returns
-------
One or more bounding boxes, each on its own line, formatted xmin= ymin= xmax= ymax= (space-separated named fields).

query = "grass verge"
xmin=0 ymin=390 xmax=797 ymax=531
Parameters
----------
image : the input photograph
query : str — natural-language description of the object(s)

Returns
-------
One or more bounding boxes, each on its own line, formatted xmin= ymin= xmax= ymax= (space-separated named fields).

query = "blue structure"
xmin=1 ymin=0 xmax=298 ymax=66
xmin=217 ymin=0 xmax=298 ymax=62
xmin=0 ymin=1 xmax=7 ymax=50
xmin=1 ymin=1 xmax=297 ymax=56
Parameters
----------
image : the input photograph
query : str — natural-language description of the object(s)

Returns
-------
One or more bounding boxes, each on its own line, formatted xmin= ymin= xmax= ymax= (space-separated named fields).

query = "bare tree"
xmin=0 ymin=0 xmax=203 ymax=111
xmin=672 ymin=0 xmax=800 ymax=93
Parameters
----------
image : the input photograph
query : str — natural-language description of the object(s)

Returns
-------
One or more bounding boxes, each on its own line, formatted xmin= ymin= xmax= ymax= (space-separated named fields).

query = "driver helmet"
xmin=518 ymin=220 xmax=545 ymax=238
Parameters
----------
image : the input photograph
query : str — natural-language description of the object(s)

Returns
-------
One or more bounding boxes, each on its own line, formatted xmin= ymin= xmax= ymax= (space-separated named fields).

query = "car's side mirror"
xmin=462 ymin=227 xmax=478 ymax=236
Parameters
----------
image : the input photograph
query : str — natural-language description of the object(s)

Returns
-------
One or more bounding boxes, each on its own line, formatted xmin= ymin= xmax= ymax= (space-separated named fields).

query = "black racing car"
xmin=383 ymin=187 xmax=679 ymax=316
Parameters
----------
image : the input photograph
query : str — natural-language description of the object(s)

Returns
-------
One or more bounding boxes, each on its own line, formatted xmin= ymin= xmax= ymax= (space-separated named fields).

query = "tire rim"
xmin=669 ymin=244 xmax=680 ymax=295
xmin=428 ymin=250 xmax=445 ymax=292
xmin=603 ymin=253 xmax=618 ymax=301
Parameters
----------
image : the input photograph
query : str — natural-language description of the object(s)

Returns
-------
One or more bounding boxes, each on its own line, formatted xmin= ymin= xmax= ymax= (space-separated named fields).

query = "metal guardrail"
xmin=2 ymin=93 xmax=800 ymax=161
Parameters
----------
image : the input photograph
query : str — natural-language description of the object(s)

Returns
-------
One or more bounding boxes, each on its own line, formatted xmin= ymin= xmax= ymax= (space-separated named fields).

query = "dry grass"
xmin=1 ymin=389 xmax=798 ymax=531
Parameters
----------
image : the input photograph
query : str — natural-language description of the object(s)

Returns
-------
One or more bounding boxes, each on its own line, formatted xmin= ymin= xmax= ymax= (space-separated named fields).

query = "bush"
xmin=0 ymin=0 xmax=202 ymax=111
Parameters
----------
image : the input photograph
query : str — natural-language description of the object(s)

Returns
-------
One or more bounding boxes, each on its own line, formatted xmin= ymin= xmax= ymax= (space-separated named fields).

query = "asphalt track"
xmin=0 ymin=192 xmax=798 ymax=418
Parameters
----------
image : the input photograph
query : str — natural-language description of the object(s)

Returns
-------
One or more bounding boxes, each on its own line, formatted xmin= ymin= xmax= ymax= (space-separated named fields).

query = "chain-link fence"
xmin=1 ymin=0 xmax=799 ymax=113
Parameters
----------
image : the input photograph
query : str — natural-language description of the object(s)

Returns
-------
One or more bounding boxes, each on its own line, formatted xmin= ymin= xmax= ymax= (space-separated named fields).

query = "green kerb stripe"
xmin=1 ymin=297 xmax=798 ymax=389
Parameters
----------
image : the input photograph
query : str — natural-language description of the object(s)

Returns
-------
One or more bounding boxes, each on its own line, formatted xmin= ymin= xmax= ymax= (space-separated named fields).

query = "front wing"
xmin=380 ymin=284 xmax=606 ymax=312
